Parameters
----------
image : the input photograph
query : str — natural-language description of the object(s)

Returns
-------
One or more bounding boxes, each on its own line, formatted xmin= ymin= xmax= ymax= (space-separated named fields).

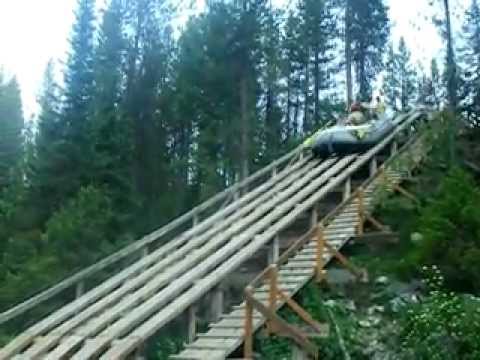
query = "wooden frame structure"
xmin=0 ymin=111 xmax=434 ymax=360
xmin=241 ymin=114 xmax=433 ymax=359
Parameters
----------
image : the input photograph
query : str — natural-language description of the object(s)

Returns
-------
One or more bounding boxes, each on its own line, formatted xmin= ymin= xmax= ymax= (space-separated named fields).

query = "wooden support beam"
xmin=187 ymin=305 xmax=197 ymax=344
xmin=324 ymin=242 xmax=366 ymax=282
xmin=211 ymin=286 xmax=224 ymax=323
xmin=343 ymin=177 xmax=351 ymax=201
xmin=244 ymin=292 xmax=318 ymax=358
xmin=315 ymin=225 xmax=326 ymax=283
xmin=75 ymin=281 xmax=85 ymax=299
xmin=353 ymin=231 xmax=399 ymax=245
xmin=380 ymin=169 xmax=419 ymax=204
xmin=277 ymin=290 xmax=327 ymax=335
xmin=393 ymin=184 xmax=419 ymax=204
xmin=133 ymin=344 xmax=146 ymax=360
xmin=193 ymin=211 xmax=199 ymax=227
xmin=268 ymin=236 xmax=280 ymax=265
xmin=267 ymin=265 xmax=278 ymax=334
xmin=369 ymin=157 xmax=378 ymax=178
xmin=244 ymin=293 xmax=254 ymax=360
xmin=365 ymin=214 xmax=386 ymax=232
xmin=310 ymin=205 xmax=318 ymax=230
xmin=292 ymin=343 xmax=308 ymax=360
xmin=391 ymin=140 xmax=398 ymax=155
xmin=356 ymin=188 xmax=365 ymax=236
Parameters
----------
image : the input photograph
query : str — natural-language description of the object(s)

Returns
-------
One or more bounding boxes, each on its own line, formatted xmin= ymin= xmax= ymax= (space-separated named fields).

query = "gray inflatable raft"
xmin=311 ymin=117 xmax=395 ymax=158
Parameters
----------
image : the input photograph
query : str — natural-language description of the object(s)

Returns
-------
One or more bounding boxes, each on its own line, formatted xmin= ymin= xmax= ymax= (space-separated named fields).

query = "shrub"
xmin=400 ymin=266 xmax=480 ymax=360
xmin=412 ymin=168 xmax=480 ymax=292
xmin=43 ymin=186 xmax=115 ymax=268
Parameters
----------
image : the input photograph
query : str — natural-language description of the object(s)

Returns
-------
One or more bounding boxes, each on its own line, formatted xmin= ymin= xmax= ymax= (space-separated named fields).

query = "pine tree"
xmin=64 ymin=0 xmax=96 ymax=134
xmin=430 ymin=58 xmax=442 ymax=109
xmin=60 ymin=0 xmax=97 ymax=199
xmin=415 ymin=65 xmax=431 ymax=106
xmin=442 ymin=0 xmax=457 ymax=111
xmin=459 ymin=0 xmax=480 ymax=126
xmin=282 ymin=13 xmax=303 ymax=140
xmin=397 ymin=37 xmax=416 ymax=111
xmin=0 ymin=74 xmax=24 ymax=188
xmin=91 ymin=0 xmax=136 ymax=222
xmin=122 ymin=0 xmax=178 ymax=228
xmin=382 ymin=43 xmax=399 ymax=110
xmin=261 ymin=5 xmax=284 ymax=163
xmin=29 ymin=61 xmax=63 ymax=216
xmin=298 ymin=0 xmax=337 ymax=131
xmin=349 ymin=0 xmax=390 ymax=101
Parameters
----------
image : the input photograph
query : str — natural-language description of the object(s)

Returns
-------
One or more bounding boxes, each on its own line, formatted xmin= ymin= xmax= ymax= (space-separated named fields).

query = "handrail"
xmin=243 ymin=110 xmax=431 ymax=358
xmin=244 ymin=287 xmax=319 ymax=358
xmin=0 ymin=143 xmax=305 ymax=326
xmin=245 ymin=110 xmax=427 ymax=296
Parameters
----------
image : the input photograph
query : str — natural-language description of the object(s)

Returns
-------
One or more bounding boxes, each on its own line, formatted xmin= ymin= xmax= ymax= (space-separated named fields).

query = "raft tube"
xmin=311 ymin=118 xmax=395 ymax=158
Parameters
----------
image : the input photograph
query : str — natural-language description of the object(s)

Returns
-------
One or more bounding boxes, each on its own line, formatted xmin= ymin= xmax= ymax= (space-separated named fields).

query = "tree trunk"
xmin=240 ymin=74 xmax=249 ymax=181
xmin=286 ymin=70 xmax=292 ymax=139
xmin=345 ymin=0 xmax=353 ymax=109
xmin=314 ymin=45 xmax=320 ymax=128
xmin=443 ymin=0 xmax=456 ymax=165
xmin=444 ymin=0 xmax=457 ymax=110
xmin=303 ymin=49 xmax=310 ymax=134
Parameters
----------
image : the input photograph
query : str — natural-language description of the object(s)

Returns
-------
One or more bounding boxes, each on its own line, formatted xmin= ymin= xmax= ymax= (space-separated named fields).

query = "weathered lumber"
xmin=69 ymin=157 xmax=354 ymax=359
xmin=0 ymin=144 xmax=305 ymax=329
xmin=100 ymin=112 xmax=422 ymax=359
xmin=1 ymin=154 xmax=313 ymax=359
xmin=22 ymin=159 xmax=327 ymax=358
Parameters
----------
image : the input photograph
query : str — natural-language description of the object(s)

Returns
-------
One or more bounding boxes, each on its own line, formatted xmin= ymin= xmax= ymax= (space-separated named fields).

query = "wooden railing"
xmin=243 ymin=110 xmax=434 ymax=358
xmin=0 ymin=144 xmax=307 ymax=326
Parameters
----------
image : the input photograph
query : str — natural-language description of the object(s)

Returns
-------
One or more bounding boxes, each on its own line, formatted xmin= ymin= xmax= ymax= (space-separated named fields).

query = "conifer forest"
xmin=1 ymin=0 xmax=480 ymax=358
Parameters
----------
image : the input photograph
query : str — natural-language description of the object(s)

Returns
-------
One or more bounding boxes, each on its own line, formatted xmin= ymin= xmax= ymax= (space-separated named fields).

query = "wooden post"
xmin=211 ymin=286 xmax=224 ymax=322
xmin=357 ymin=188 xmax=365 ymax=236
xmin=310 ymin=205 xmax=318 ymax=229
xmin=369 ymin=156 xmax=378 ymax=178
xmin=141 ymin=247 xmax=149 ymax=258
xmin=187 ymin=304 xmax=197 ymax=343
xmin=391 ymin=140 xmax=398 ymax=155
xmin=75 ymin=281 xmax=85 ymax=299
xmin=193 ymin=211 xmax=199 ymax=226
xmin=343 ymin=177 xmax=351 ymax=201
xmin=267 ymin=265 xmax=278 ymax=333
xmin=292 ymin=343 xmax=308 ymax=360
xmin=133 ymin=344 xmax=146 ymax=360
xmin=272 ymin=167 xmax=277 ymax=177
xmin=315 ymin=224 xmax=326 ymax=283
xmin=244 ymin=293 xmax=254 ymax=359
xmin=268 ymin=236 xmax=280 ymax=264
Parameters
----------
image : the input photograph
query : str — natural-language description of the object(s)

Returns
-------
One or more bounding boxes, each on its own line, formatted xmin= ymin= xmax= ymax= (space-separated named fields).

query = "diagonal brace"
xmin=324 ymin=242 xmax=367 ymax=282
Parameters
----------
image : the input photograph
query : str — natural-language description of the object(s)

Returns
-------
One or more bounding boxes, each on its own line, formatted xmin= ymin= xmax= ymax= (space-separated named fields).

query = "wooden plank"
xmin=197 ymin=328 xmax=244 ymax=338
xmin=13 ymin=156 xmax=318 ymax=358
xmin=185 ymin=338 xmax=237 ymax=350
xmin=107 ymin=115 xmax=424 ymax=354
xmin=11 ymin=111 xmax=424 ymax=358
xmin=169 ymin=112 xmax=426 ymax=360
xmin=93 ymin=156 xmax=355 ymax=356
xmin=171 ymin=348 xmax=226 ymax=360
xmin=211 ymin=318 xmax=261 ymax=329
xmin=62 ymin=157 xmax=349 ymax=359
xmin=0 ymin=148 xmax=306 ymax=328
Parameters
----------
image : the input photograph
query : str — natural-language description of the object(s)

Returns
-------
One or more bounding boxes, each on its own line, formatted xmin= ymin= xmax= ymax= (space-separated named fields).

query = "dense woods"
xmin=0 ymin=0 xmax=480 ymax=344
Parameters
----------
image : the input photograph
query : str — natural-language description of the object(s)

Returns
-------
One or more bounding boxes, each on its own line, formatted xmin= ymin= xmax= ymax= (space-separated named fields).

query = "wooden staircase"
xmin=171 ymin=169 xmax=405 ymax=360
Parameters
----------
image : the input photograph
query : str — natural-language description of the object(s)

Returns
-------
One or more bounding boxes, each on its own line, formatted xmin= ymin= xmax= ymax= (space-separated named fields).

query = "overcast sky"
xmin=0 ymin=0 xmax=468 ymax=117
